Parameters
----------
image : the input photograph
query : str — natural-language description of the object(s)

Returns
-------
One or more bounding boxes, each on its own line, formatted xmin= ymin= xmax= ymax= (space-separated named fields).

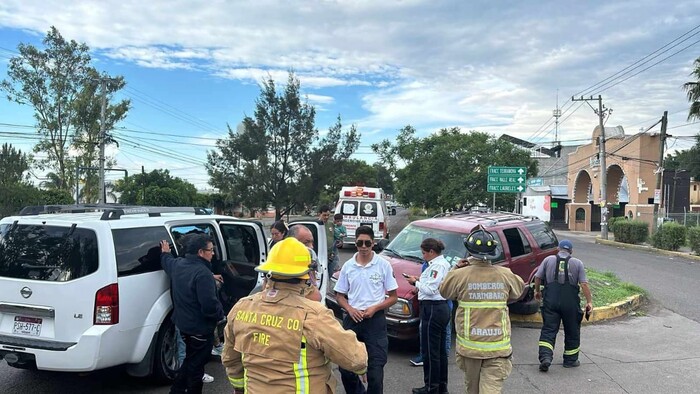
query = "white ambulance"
xmin=335 ymin=186 xmax=390 ymax=246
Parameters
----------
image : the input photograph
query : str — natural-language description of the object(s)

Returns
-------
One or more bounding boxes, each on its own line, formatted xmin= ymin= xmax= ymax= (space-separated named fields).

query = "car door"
xmin=288 ymin=221 xmax=329 ymax=303
xmin=216 ymin=221 xmax=268 ymax=293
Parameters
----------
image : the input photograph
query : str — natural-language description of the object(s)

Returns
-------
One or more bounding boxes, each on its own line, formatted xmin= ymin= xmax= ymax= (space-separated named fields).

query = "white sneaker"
xmin=202 ymin=373 xmax=214 ymax=383
xmin=211 ymin=344 xmax=224 ymax=356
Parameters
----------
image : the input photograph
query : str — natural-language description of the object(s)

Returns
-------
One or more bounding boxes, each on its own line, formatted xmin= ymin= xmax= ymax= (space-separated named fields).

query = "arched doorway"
xmin=607 ymin=164 xmax=627 ymax=220
xmin=573 ymin=170 xmax=593 ymax=203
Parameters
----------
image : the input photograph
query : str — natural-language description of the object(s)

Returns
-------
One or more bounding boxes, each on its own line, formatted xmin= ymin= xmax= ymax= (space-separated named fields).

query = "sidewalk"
xmin=506 ymin=307 xmax=700 ymax=393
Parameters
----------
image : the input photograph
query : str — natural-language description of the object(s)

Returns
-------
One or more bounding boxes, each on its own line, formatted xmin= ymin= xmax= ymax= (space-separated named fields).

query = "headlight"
xmin=387 ymin=298 xmax=412 ymax=318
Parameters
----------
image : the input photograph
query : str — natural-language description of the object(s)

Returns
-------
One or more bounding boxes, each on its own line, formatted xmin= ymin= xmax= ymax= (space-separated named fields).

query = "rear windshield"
xmin=0 ymin=223 xmax=99 ymax=281
xmin=339 ymin=200 xmax=378 ymax=217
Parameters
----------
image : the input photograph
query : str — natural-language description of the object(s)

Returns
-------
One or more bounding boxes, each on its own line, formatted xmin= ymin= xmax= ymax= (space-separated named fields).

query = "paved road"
xmin=3 ymin=210 xmax=700 ymax=393
xmin=559 ymin=231 xmax=700 ymax=323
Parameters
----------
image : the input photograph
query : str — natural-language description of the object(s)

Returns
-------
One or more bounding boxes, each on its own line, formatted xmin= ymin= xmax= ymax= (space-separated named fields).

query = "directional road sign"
xmin=487 ymin=166 xmax=527 ymax=193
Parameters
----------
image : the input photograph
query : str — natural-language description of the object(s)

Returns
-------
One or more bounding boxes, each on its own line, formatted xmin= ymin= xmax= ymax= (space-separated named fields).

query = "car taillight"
xmin=94 ymin=283 xmax=119 ymax=325
xmin=379 ymin=222 xmax=384 ymax=230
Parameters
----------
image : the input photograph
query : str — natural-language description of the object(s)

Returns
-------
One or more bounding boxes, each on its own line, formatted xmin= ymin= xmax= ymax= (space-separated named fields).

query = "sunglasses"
xmin=355 ymin=240 xmax=373 ymax=248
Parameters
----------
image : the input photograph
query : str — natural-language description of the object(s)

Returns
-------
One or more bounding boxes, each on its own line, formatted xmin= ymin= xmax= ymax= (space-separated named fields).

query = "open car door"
xmin=288 ymin=220 xmax=329 ymax=303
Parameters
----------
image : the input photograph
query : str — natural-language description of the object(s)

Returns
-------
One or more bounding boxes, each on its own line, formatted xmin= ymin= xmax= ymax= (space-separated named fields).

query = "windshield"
xmin=0 ymin=223 xmax=99 ymax=281
xmin=384 ymin=223 xmax=470 ymax=266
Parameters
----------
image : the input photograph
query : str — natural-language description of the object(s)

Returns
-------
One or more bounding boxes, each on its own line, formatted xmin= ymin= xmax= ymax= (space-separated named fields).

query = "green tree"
xmin=207 ymin=72 xmax=360 ymax=219
xmin=664 ymin=134 xmax=700 ymax=180
xmin=1 ymin=26 xmax=93 ymax=190
xmin=72 ymin=69 xmax=130 ymax=203
xmin=683 ymin=56 xmax=700 ymax=121
xmin=114 ymin=169 xmax=199 ymax=206
xmin=0 ymin=143 xmax=30 ymax=186
xmin=372 ymin=127 xmax=537 ymax=211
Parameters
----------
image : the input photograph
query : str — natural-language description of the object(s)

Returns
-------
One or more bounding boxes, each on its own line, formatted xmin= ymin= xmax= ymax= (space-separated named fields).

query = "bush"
xmin=611 ymin=220 xmax=648 ymax=244
xmin=688 ymin=227 xmax=700 ymax=255
xmin=651 ymin=223 xmax=688 ymax=251
xmin=608 ymin=216 xmax=625 ymax=233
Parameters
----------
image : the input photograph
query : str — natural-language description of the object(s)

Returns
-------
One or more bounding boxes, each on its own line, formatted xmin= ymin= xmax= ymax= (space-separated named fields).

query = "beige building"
xmin=566 ymin=126 xmax=662 ymax=232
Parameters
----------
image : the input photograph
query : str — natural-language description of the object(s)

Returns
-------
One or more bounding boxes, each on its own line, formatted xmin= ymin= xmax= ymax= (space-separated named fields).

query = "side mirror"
xmin=376 ymin=239 xmax=390 ymax=251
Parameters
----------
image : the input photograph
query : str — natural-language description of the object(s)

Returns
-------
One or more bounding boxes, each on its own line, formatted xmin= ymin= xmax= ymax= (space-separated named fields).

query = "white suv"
xmin=0 ymin=205 xmax=329 ymax=381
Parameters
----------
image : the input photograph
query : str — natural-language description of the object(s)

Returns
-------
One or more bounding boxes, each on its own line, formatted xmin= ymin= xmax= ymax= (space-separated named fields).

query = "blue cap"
xmin=558 ymin=239 xmax=573 ymax=251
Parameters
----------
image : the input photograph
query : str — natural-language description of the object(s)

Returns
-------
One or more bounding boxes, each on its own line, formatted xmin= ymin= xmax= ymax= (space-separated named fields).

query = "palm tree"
xmin=682 ymin=56 xmax=700 ymax=121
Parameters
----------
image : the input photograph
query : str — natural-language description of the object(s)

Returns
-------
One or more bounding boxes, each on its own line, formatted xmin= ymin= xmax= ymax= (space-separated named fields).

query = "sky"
xmin=1 ymin=0 xmax=699 ymax=190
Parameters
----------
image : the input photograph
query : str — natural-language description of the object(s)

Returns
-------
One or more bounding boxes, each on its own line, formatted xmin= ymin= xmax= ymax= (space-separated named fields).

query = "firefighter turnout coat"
xmin=222 ymin=281 xmax=368 ymax=393
xmin=438 ymin=257 xmax=525 ymax=359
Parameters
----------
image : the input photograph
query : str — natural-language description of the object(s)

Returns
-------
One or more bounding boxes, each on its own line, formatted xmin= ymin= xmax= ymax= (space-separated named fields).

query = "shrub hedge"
xmin=687 ymin=227 xmax=700 ymax=255
xmin=651 ymin=223 xmax=688 ymax=251
xmin=611 ymin=220 xmax=648 ymax=244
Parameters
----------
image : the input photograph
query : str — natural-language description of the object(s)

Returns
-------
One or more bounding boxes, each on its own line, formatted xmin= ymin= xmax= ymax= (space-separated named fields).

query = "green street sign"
xmin=487 ymin=184 xmax=525 ymax=193
xmin=551 ymin=202 xmax=558 ymax=208
xmin=488 ymin=166 xmax=527 ymax=176
xmin=487 ymin=166 xmax=527 ymax=193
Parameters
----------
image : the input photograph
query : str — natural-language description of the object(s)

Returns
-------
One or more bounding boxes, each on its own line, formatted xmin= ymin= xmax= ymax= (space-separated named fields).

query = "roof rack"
xmin=432 ymin=211 xmax=536 ymax=225
xmin=18 ymin=204 xmax=209 ymax=220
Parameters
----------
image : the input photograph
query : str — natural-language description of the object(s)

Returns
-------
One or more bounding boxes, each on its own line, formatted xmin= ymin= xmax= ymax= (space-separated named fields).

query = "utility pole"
xmin=97 ymin=77 xmax=108 ymax=204
xmin=572 ymin=95 xmax=612 ymax=239
xmin=653 ymin=111 xmax=668 ymax=229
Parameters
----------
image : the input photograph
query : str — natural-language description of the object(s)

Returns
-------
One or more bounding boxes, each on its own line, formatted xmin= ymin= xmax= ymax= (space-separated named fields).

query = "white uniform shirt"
xmin=416 ymin=255 xmax=451 ymax=301
xmin=334 ymin=252 xmax=399 ymax=310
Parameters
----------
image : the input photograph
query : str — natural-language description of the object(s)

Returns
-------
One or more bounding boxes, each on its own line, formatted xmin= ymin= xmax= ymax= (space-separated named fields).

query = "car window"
xmin=487 ymin=231 xmax=505 ymax=263
xmin=502 ymin=227 xmax=531 ymax=258
xmin=387 ymin=224 xmax=466 ymax=266
xmin=525 ymin=222 xmax=558 ymax=250
xmin=113 ymin=226 xmax=171 ymax=276
xmin=220 ymin=224 xmax=260 ymax=265
xmin=0 ymin=223 xmax=98 ymax=281
xmin=170 ymin=224 xmax=220 ymax=256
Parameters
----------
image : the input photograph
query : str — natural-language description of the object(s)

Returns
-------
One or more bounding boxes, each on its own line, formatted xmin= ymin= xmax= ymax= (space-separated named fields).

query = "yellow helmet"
xmin=255 ymin=237 xmax=312 ymax=279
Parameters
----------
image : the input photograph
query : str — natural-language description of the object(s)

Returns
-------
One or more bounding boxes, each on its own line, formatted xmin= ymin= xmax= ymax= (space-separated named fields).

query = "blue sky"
xmin=1 ymin=0 xmax=699 ymax=189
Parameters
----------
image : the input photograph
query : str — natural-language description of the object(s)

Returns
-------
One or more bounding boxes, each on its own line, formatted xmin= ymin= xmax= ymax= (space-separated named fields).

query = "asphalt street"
xmin=2 ymin=209 xmax=700 ymax=393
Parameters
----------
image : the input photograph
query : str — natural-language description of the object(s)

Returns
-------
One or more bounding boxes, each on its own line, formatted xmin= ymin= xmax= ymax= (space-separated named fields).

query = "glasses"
xmin=355 ymin=240 xmax=373 ymax=248
xmin=200 ymin=248 xmax=214 ymax=253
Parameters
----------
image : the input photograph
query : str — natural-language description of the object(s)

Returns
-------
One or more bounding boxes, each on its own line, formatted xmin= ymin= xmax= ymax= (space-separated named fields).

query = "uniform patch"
xmin=430 ymin=270 xmax=438 ymax=279
xmin=266 ymin=289 xmax=278 ymax=298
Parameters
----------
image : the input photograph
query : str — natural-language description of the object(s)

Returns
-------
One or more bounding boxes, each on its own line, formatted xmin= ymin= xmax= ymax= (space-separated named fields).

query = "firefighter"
xmin=534 ymin=239 xmax=592 ymax=371
xmin=438 ymin=227 xmax=525 ymax=394
xmin=221 ymin=237 xmax=368 ymax=394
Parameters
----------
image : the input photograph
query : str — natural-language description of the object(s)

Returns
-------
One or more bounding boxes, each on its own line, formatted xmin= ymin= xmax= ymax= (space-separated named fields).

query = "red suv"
xmin=326 ymin=212 xmax=558 ymax=340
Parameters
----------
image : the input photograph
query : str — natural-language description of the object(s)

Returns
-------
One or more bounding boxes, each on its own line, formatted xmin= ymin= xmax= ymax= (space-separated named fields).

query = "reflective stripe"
xmin=457 ymin=301 xmax=511 ymax=353
xmin=457 ymin=335 xmax=511 ymax=351
xmin=564 ymin=347 xmax=580 ymax=355
xmin=293 ymin=336 xmax=309 ymax=394
xmin=538 ymin=341 xmax=554 ymax=351
xmin=228 ymin=376 xmax=245 ymax=388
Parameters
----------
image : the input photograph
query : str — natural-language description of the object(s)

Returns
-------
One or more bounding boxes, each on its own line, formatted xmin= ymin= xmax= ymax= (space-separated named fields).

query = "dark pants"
xmin=538 ymin=283 xmax=583 ymax=364
xmin=170 ymin=331 xmax=214 ymax=394
xmin=420 ymin=301 xmax=450 ymax=393
xmin=340 ymin=311 xmax=388 ymax=394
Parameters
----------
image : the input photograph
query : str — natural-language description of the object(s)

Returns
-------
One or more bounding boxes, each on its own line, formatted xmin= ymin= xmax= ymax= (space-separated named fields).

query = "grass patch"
xmin=586 ymin=268 xmax=646 ymax=307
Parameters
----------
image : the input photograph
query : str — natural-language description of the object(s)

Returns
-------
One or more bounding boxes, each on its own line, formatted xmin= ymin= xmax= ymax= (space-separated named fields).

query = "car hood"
xmin=380 ymin=253 xmax=424 ymax=300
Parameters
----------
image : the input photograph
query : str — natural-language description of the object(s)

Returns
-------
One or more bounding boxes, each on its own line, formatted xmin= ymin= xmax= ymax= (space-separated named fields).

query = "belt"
xmin=419 ymin=300 xmax=447 ymax=305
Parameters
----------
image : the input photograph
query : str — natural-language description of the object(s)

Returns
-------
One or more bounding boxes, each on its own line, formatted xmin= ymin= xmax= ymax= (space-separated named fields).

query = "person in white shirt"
xmin=405 ymin=238 xmax=451 ymax=394
xmin=334 ymin=225 xmax=399 ymax=394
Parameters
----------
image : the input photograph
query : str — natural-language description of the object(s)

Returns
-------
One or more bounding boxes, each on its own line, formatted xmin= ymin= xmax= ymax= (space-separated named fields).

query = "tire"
xmin=152 ymin=318 xmax=180 ymax=383
xmin=509 ymin=298 xmax=540 ymax=315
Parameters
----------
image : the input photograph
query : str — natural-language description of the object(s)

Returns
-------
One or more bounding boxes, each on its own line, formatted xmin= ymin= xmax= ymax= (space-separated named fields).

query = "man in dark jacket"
xmin=161 ymin=233 xmax=224 ymax=394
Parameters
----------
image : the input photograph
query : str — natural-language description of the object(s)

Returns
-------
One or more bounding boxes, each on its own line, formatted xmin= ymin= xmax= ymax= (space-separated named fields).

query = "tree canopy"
xmin=114 ymin=169 xmax=206 ymax=207
xmin=0 ymin=143 xmax=30 ymax=186
xmin=207 ymin=72 xmax=360 ymax=219
xmin=664 ymin=134 xmax=700 ymax=180
xmin=0 ymin=26 xmax=129 ymax=195
xmin=683 ymin=56 xmax=700 ymax=122
xmin=372 ymin=126 xmax=538 ymax=211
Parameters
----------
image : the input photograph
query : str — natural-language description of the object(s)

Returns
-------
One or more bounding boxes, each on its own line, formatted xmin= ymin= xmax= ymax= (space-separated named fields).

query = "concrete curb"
xmin=510 ymin=294 xmax=644 ymax=326
xmin=595 ymin=237 xmax=700 ymax=262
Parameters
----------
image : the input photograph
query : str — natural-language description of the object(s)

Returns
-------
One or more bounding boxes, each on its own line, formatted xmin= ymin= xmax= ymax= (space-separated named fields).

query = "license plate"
xmin=13 ymin=316 xmax=42 ymax=336
xmin=360 ymin=222 xmax=372 ymax=227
